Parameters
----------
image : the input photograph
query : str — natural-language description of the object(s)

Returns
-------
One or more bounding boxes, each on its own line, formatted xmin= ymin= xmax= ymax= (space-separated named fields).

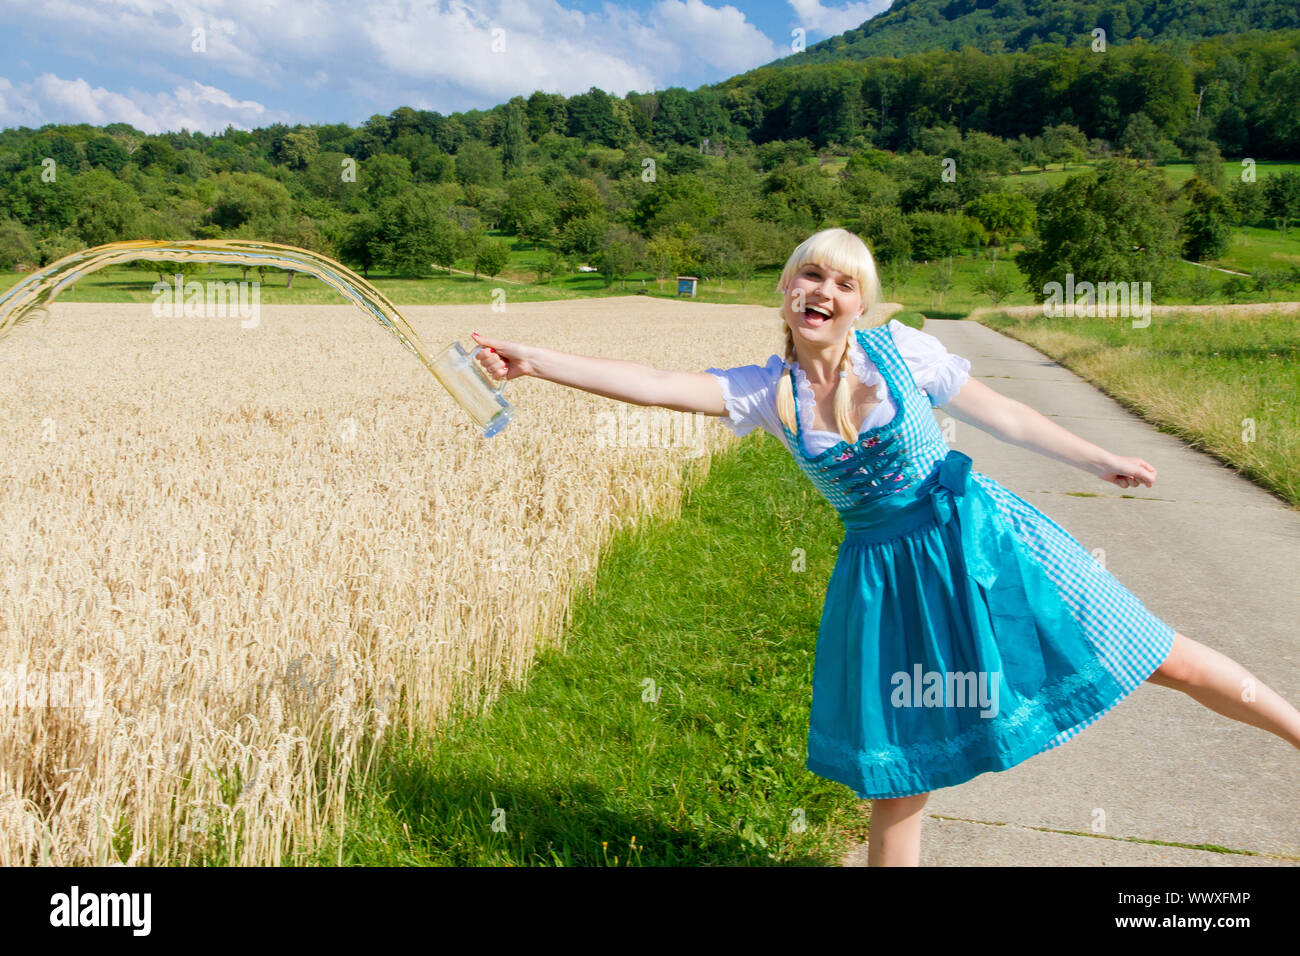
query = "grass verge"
xmin=310 ymin=431 xmax=870 ymax=866
xmin=977 ymin=308 xmax=1300 ymax=508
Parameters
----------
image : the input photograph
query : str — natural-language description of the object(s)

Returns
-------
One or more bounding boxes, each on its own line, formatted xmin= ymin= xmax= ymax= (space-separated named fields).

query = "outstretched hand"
xmin=471 ymin=331 xmax=535 ymax=382
xmin=1097 ymin=454 xmax=1157 ymax=490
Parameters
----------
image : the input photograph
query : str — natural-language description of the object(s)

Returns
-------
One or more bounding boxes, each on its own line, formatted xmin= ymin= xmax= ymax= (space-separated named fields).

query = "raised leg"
xmin=1146 ymin=632 xmax=1300 ymax=748
xmin=866 ymin=791 xmax=930 ymax=866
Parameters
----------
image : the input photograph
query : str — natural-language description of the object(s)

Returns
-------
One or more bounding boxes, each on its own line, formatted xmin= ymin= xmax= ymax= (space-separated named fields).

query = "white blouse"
xmin=705 ymin=319 xmax=972 ymax=457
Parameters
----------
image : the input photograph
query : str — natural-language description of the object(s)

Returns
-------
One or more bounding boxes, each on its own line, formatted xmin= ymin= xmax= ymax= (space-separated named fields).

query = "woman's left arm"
xmin=940 ymin=377 xmax=1157 ymax=489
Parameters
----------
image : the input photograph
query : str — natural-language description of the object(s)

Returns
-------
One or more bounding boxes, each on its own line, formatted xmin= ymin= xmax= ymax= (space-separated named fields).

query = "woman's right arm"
xmin=471 ymin=332 xmax=729 ymax=416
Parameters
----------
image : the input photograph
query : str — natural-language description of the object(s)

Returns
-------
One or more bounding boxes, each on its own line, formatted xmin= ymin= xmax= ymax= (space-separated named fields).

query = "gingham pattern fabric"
xmin=970 ymin=473 xmax=1175 ymax=749
xmin=780 ymin=325 xmax=953 ymax=511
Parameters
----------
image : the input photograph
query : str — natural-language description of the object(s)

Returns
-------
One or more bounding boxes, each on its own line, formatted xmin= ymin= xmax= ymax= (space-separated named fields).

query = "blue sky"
xmin=0 ymin=0 xmax=892 ymax=135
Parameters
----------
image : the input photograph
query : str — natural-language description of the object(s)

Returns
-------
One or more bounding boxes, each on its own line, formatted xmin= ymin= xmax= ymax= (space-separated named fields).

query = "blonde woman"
xmin=471 ymin=227 xmax=1300 ymax=866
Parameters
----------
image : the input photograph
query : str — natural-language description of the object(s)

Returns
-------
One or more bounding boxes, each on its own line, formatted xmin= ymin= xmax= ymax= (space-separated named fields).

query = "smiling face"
xmin=781 ymin=260 xmax=865 ymax=345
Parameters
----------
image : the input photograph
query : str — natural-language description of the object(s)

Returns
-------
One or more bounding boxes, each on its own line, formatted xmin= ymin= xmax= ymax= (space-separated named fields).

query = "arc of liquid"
xmin=0 ymin=239 xmax=440 ymax=376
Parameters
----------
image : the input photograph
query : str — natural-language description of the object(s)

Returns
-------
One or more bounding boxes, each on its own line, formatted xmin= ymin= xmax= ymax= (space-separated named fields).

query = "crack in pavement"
xmin=924 ymin=814 xmax=1300 ymax=861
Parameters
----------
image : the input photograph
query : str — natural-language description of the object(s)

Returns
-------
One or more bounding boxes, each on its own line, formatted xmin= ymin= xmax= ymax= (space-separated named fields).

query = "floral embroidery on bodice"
xmin=780 ymin=326 xmax=952 ymax=516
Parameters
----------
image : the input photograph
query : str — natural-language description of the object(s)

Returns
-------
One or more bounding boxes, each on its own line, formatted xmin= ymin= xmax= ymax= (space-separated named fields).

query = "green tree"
xmin=428 ymin=218 xmax=463 ymax=274
xmin=1016 ymin=160 xmax=1180 ymax=301
xmin=632 ymin=174 xmax=719 ymax=235
xmin=208 ymin=172 xmax=292 ymax=230
xmin=851 ymin=206 xmax=913 ymax=264
xmin=339 ymin=212 xmax=383 ymax=278
xmin=555 ymin=176 xmax=605 ymax=226
xmin=134 ymin=139 xmax=176 ymax=170
xmin=557 ymin=212 xmax=607 ymax=259
xmin=71 ymin=169 xmax=143 ymax=245
xmin=33 ymin=134 xmax=83 ymax=174
xmin=1253 ymin=266 xmax=1284 ymax=302
xmin=84 ymin=135 xmax=129 ymax=173
xmin=34 ymin=230 xmax=83 ymax=267
xmin=565 ymin=86 xmax=632 ymax=149
xmin=474 ymin=239 xmax=510 ymax=280
xmin=374 ymin=189 xmax=451 ymax=277
xmin=926 ymin=258 xmax=955 ymax=309
xmin=645 ymin=233 xmax=677 ymax=290
xmin=453 ymin=140 xmax=502 ymax=188
xmin=1119 ymin=112 xmax=1161 ymax=162
xmin=907 ymin=211 xmax=985 ymax=260
xmin=596 ymin=239 xmax=636 ymax=289
xmin=1041 ymin=124 xmax=1088 ymax=168
xmin=762 ymin=159 xmax=840 ymax=230
xmin=500 ymin=102 xmax=527 ymax=173
xmin=972 ymin=266 xmax=1019 ymax=307
xmin=0 ymin=218 xmax=36 ymax=269
xmin=271 ymin=128 xmax=320 ymax=170
xmin=964 ymin=191 xmax=1035 ymax=245
xmin=1263 ymin=170 xmax=1300 ymax=235
xmin=1180 ymin=178 xmax=1232 ymax=262
xmin=361 ymin=153 xmax=414 ymax=202
xmin=499 ymin=174 xmax=558 ymax=248
xmin=878 ymin=259 xmax=913 ymax=301
xmin=534 ymin=250 xmax=559 ymax=284
xmin=1015 ymin=134 xmax=1049 ymax=172
xmin=1226 ymin=179 xmax=1264 ymax=226
xmin=1192 ymin=141 xmax=1227 ymax=191
xmin=756 ymin=138 xmax=814 ymax=171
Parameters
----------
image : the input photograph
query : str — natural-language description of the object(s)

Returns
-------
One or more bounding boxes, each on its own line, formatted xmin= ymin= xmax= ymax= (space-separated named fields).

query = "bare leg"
xmin=866 ymin=792 xmax=930 ymax=866
xmin=1147 ymin=633 xmax=1300 ymax=748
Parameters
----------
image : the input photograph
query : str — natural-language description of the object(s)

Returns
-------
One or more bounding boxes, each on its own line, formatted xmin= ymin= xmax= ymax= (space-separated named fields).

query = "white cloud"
xmin=0 ymin=73 xmax=276 ymax=134
xmin=0 ymin=0 xmax=787 ymax=130
xmin=786 ymin=0 xmax=891 ymax=36
xmin=654 ymin=0 xmax=783 ymax=73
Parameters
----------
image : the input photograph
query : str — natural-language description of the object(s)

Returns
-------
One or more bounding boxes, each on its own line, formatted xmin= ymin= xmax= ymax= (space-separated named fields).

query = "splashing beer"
xmin=0 ymin=239 xmax=515 ymax=437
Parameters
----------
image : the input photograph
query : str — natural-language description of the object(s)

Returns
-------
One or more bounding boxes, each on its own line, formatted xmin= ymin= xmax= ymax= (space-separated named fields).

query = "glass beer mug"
xmin=431 ymin=341 xmax=514 ymax=438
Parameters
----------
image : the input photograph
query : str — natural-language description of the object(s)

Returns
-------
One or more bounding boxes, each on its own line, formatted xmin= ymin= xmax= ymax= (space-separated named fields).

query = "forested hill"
xmin=764 ymin=0 xmax=1300 ymax=66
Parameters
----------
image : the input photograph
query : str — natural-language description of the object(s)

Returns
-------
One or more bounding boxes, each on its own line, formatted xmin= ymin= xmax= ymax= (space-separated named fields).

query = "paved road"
xmin=842 ymin=318 xmax=1300 ymax=866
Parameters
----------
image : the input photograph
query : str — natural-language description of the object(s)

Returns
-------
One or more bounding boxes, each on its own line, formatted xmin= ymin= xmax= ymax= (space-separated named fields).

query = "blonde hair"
xmin=774 ymin=228 xmax=882 ymax=443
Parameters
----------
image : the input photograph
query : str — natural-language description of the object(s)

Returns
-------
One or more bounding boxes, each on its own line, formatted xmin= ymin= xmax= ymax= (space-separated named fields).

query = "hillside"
xmin=764 ymin=0 xmax=1300 ymax=66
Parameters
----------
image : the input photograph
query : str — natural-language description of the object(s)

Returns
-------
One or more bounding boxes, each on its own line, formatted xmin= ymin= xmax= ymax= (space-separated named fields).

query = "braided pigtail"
xmin=775 ymin=323 xmax=798 ymax=435
xmin=832 ymin=334 xmax=857 ymax=443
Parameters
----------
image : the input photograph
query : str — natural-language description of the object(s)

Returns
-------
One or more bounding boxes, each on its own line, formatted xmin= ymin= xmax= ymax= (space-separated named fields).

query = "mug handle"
xmin=469 ymin=345 xmax=507 ymax=393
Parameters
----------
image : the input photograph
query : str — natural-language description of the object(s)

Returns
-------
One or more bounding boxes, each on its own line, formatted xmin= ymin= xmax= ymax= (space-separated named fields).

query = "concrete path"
xmin=842 ymin=318 xmax=1300 ymax=866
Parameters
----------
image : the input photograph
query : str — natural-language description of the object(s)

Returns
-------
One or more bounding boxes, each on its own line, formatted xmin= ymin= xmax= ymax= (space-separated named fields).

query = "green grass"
xmin=1159 ymin=160 xmax=1300 ymax=188
xmin=1207 ymin=225 xmax=1300 ymax=275
xmin=296 ymin=431 xmax=871 ymax=866
xmin=0 ymin=256 xmax=635 ymax=307
xmin=881 ymin=253 xmax=1035 ymax=317
xmin=1000 ymin=160 xmax=1098 ymax=188
xmin=8 ymin=213 xmax=1297 ymax=315
xmin=979 ymin=309 xmax=1300 ymax=508
xmin=1002 ymin=158 xmax=1300 ymax=191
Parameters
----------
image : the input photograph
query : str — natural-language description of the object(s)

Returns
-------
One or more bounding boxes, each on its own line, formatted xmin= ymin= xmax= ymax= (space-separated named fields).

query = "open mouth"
xmin=799 ymin=304 xmax=832 ymax=326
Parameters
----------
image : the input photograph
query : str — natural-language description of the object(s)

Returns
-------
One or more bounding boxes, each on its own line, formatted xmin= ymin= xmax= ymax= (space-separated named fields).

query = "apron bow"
xmin=928 ymin=450 xmax=1001 ymax=591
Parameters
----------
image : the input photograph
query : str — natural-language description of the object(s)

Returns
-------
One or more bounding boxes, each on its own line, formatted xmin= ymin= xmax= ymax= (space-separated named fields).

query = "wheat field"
xmin=0 ymin=296 xmax=778 ymax=865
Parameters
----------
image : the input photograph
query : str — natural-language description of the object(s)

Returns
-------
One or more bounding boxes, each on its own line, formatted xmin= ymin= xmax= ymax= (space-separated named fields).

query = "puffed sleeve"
xmin=704 ymin=353 xmax=785 ymax=439
xmin=888 ymin=320 xmax=971 ymax=407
